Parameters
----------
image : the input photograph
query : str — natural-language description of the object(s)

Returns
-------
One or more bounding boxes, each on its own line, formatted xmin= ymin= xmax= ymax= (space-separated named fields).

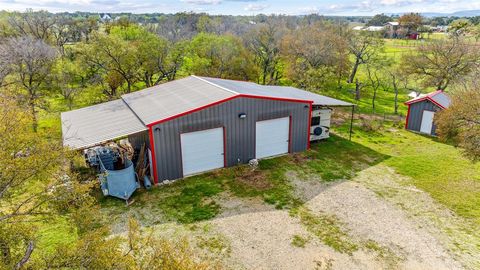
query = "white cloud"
xmin=181 ymin=0 xmax=221 ymax=5
xmin=244 ymin=3 xmax=268 ymax=11
xmin=298 ymin=6 xmax=319 ymax=14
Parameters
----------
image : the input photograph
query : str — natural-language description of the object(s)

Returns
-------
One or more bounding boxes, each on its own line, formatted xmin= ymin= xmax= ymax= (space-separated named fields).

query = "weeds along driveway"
xmin=100 ymin=128 xmax=480 ymax=269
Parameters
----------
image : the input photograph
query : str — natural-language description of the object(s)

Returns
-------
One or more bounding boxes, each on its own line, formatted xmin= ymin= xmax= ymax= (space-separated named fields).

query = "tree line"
xmin=2 ymin=10 xmax=478 ymax=128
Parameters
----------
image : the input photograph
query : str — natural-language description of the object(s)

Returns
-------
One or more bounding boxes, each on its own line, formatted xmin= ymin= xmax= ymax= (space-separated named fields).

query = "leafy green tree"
xmin=436 ymin=87 xmax=480 ymax=161
xmin=78 ymin=31 xmax=141 ymax=93
xmin=0 ymin=95 xmax=93 ymax=268
xmin=400 ymin=38 xmax=479 ymax=90
xmin=281 ymin=22 xmax=350 ymax=90
xmin=448 ymin=19 xmax=472 ymax=36
xmin=52 ymin=59 xmax=85 ymax=109
xmin=366 ymin=14 xmax=392 ymax=26
xmin=398 ymin=13 xmax=423 ymax=34
xmin=186 ymin=33 xmax=257 ymax=80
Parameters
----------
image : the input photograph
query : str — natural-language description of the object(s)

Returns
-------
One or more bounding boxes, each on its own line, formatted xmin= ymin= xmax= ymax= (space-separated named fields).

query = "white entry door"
xmin=255 ymin=117 xmax=290 ymax=159
xmin=180 ymin=127 xmax=224 ymax=176
xmin=420 ymin=110 xmax=435 ymax=134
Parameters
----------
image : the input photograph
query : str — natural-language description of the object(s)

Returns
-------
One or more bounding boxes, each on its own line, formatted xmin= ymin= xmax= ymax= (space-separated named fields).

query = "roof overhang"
xmin=61 ymin=99 xmax=147 ymax=150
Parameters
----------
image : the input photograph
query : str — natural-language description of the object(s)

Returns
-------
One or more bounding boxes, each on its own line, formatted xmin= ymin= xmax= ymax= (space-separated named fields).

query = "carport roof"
xmin=61 ymin=76 xmax=353 ymax=149
xmin=61 ymin=99 xmax=147 ymax=149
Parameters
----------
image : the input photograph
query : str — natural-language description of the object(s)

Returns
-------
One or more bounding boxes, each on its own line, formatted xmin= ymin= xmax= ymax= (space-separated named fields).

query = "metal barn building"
xmin=405 ymin=90 xmax=450 ymax=136
xmin=62 ymin=76 xmax=352 ymax=184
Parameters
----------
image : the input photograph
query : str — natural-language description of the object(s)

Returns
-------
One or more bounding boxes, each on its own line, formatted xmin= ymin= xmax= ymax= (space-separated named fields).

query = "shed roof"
xmin=61 ymin=75 xmax=353 ymax=149
xmin=405 ymin=90 xmax=450 ymax=109
xmin=61 ymin=99 xmax=147 ymax=149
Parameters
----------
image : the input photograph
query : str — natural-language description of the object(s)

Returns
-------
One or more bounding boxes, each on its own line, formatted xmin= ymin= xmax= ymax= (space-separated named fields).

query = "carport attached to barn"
xmin=61 ymin=76 xmax=353 ymax=184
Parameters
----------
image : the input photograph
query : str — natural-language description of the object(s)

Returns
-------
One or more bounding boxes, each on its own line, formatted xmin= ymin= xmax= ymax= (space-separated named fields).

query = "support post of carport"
xmin=349 ymin=105 xmax=355 ymax=141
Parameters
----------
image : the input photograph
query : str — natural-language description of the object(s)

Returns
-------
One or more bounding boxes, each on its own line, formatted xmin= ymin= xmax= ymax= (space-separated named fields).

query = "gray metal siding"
xmin=127 ymin=131 xmax=149 ymax=151
xmin=407 ymin=100 xmax=442 ymax=135
xmin=152 ymin=97 xmax=310 ymax=181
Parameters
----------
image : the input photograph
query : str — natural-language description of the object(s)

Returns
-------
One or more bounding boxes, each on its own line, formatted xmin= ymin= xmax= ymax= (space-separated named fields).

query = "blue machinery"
xmin=85 ymin=147 xmax=151 ymax=202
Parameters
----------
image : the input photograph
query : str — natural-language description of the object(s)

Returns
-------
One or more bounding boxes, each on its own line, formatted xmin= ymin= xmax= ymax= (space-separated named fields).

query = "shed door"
xmin=256 ymin=117 xmax=290 ymax=159
xmin=420 ymin=111 xmax=435 ymax=134
xmin=180 ymin=127 xmax=224 ymax=176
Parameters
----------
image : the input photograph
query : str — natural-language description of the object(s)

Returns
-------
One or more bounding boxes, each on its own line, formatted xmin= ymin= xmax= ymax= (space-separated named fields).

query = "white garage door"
xmin=420 ymin=110 xmax=434 ymax=134
xmin=256 ymin=117 xmax=290 ymax=159
xmin=180 ymin=127 xmax=224 ymax=176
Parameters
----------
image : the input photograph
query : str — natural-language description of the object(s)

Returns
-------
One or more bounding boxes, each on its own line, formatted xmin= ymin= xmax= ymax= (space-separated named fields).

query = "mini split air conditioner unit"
xmin=310 ymin=107 xmax=332 ymax=141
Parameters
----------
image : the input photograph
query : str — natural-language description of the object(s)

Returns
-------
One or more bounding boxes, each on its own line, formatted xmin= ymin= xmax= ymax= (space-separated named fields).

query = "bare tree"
xmin=0 ymin=36 xmax=57 ymax=131
xmin=347 ymin=32 xmax=384 ymax=83
xmin=365 ymin=56 xmax=388 ymax=113
xmin=247 ymin=23 xmax=283 ymax=85
xmin=8 ymin=10 xmax=56 ymax=41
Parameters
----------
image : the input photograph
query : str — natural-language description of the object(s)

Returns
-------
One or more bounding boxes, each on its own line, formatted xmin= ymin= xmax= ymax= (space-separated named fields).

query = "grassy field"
xmin=335 ymin=121 xmax=480 ymax=223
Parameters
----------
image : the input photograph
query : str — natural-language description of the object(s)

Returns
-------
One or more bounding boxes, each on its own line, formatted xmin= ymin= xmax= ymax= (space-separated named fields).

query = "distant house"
xmin=384 ymin=21 xmax=399 ymax=38
xmin=405 ymin=90 xmax=450 ymax=136
xmin=100 ymin=13 xmax=112 ymax=22
xmin=365 ymin=26 xmax=384 ymax=32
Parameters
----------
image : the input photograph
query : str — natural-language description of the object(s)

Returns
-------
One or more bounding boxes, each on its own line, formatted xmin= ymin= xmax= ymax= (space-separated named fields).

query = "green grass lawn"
xmin=335 ymin=122 xmax=480 ymax=224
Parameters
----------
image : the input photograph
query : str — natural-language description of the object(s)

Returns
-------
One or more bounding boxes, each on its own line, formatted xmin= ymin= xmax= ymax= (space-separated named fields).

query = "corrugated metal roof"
xmin=198 ymin=76 xmax=354 ymax=107
xmin=61 ymin=99 xmax=147 ymax=149
xmin=61 ymin=75 xmax=353 ymax=149
xmin=122 ymin=76 xmax=236 ymax=125
xmin=430 ymin=91 xmax=450 ymax=108
xmin=405 ymin=90 xmax=450 ymax=109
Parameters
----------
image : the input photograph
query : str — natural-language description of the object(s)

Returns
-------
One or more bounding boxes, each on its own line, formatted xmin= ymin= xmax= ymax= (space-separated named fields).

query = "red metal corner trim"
xmin=405 ymin=96 xmax=445 ymax=109
xmin=405 ymin=104 xmax=411 ymax=129
xmin=148 ymin=127 xmax=158 ymax=184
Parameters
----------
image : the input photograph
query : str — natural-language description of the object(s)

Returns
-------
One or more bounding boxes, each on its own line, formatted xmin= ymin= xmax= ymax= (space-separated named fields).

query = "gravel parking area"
xmin=204 ymin=165 xmax=472 ymax=270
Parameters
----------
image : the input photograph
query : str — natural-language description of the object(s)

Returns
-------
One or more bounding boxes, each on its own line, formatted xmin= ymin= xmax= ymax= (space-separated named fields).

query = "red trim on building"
xmin=147 ymin=94 xmax=313 ymax=181
xmin=146 ymin=94 xmax=313 ymax=127
xmin=405 ymin=104 xmax=411 ymax=129
xmin=148 ymin=127 xmax=158 ymax=184
xmin=404 ymin=90 xmax=446 ymax=109
xmin=307 ymin=103 xmax=313 ymax=149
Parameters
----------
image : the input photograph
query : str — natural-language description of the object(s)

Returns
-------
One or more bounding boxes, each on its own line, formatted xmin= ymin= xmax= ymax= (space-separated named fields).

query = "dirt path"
xmin=204 ymin=165 xmax=472 ymax=270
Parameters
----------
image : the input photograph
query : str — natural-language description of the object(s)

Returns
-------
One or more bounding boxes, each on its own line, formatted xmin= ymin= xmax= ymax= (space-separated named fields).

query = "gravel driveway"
xmin=205 ymin=165 xmax=474 ymax=270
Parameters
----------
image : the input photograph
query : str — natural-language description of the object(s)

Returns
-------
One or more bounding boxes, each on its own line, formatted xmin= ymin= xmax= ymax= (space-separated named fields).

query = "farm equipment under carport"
xmin=84 ymin=142 xmax=152 ymax=204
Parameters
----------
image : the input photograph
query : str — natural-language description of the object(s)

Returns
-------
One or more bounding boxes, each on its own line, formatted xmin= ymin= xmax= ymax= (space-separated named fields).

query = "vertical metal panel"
xmin=127 ymin=131 xmax=149 ymax=151
xmin=407 ymin=100 xmax=441 ymax=135
xmin=152 ymin=97 xmax=309 ymax=181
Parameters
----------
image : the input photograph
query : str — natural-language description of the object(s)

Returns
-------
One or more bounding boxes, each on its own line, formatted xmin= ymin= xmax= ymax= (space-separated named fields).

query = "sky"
xmin=0 ymin=0 xmax=479 ymax=16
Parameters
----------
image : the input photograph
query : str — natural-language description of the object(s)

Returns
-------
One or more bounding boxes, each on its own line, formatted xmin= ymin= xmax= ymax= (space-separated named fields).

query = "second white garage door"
xmin=180 ymin=127 xmax=224 ymax=176
xmin=255 ymin=117 xmax=290 ymax=159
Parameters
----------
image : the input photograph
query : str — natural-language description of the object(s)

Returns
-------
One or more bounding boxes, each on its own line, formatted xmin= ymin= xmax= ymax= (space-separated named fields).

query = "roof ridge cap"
xmin=191 ymin=75 xmax=239 ymax=95
xmin=121 ymin=96 xmax=147 ymax=127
